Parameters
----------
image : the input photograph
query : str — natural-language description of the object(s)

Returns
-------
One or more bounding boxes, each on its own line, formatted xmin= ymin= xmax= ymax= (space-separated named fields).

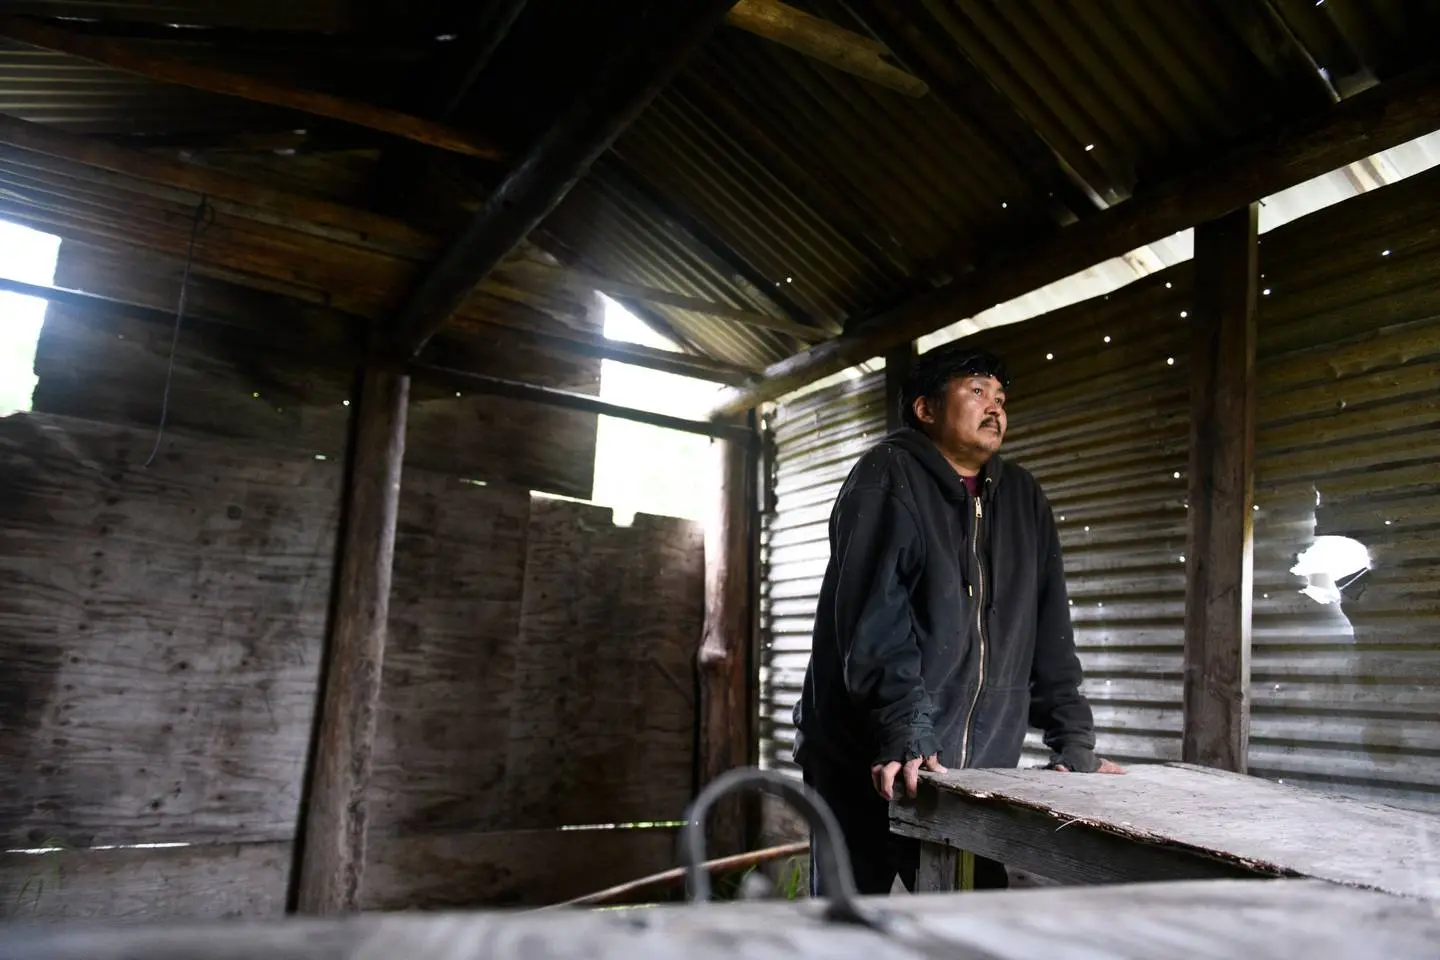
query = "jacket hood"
xmin=881 ymin=428 xmax=1004 ymax=502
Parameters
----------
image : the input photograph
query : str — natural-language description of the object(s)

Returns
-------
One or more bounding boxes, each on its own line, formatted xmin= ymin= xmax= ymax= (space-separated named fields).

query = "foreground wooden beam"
xmin=697 ymin=432 xmax=756 ymax=857
xmin=711 ymin=64 xmax=1440 ymax=415
xmin=724 ymin=0 xmax=927 ymax=98
xmin=0 ymin=16 xmax=503 ymax=161
xmin=388 ymin=0 xmax=740 ymax=357
xmin=498 ymin=261 xmax=825 ymax=340
xmin=1182 ymin=206 xmax=1258 ymax=773
xmin=294 ymin=361 xmax=409 ymax=915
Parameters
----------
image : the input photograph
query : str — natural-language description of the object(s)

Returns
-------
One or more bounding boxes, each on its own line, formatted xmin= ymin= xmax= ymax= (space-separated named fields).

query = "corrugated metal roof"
xmin=0 ymin=0 xmax=1433 ymax=372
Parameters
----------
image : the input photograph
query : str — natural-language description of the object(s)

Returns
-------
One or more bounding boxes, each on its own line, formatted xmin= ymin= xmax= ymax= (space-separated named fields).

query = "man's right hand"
xmin=871 ymin=754 xmax=946 ymax=800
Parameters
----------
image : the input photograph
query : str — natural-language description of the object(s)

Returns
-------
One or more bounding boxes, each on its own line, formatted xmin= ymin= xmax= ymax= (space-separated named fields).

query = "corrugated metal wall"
xmin=760 ymin=167 xmax=1440 ymax=817
xmin=759 ymin=265 xmax=1194 ymax=778
xmin=760 ymin=370 xmax=888 ymax=776
xmin=1250 ymin=166 xmax=1440 ymax=812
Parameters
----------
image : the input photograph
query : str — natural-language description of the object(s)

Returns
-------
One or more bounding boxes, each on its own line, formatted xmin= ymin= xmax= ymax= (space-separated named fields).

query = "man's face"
xmin=914 ymin=374 xmax=1007 ymax=464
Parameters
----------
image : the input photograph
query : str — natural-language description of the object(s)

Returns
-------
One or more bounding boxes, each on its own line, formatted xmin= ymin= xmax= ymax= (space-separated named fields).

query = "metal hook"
xmin=681 ymin=767 xmax=888 ymax=930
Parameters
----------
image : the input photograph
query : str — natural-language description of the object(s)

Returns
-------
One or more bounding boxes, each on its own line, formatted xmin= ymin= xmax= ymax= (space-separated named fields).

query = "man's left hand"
xmin=1053 ymin=757 xmax=1125 ymax=774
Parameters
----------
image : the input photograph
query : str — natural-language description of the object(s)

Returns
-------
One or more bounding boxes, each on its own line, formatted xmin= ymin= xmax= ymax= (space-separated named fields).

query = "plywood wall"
xmin=33 ymin=241 xmax=602 ymax=498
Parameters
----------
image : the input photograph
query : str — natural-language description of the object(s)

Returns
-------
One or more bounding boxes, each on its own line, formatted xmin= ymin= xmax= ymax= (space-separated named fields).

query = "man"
xmin=793 ymin=343 xmax=1122 ymax=896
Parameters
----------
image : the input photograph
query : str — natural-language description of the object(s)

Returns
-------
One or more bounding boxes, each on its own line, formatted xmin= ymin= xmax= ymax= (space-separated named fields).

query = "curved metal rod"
xmin=681 ymin=767 xmax=887 ymax=929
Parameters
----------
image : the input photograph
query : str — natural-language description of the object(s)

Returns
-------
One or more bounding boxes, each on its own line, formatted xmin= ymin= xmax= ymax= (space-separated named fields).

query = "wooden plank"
xmin=0 ymin=842 xmax=289 ymax=923
xmin=711 ymin=64 xmax=1440 ymax=414
xmin=388 ymin=0 xmax=740 ymax=355
xmin=723 ymin=0 xmax=927 ymax=97
xmin=504 ymin=499 xmax=703 ymax=829
xmin=366 ymin=478 xmax=530 ymax=837
xmin=294 ymin=363 xmax=408 ymax=915
xmin=914 ymin=841 xmax=958 ymax=893
xmin=0 ymin=17 xmax=503 ymax=161
xmin=0 ymin=414 xmax=337 ymax=848
xmin=0 ymin=113 xmax=437 ymax=257
xmin=1183 ymin=207 xmax=1258 ymax=772
xmin=362 ymin=828 xmax=679 ymax=910
xmin=697 ymin=437 xmax=755 ymax=856
xmin=6 ymin=879 xmax=1440 ymax=959
xmin=891 ymin=764 xmax=1440 ymax=900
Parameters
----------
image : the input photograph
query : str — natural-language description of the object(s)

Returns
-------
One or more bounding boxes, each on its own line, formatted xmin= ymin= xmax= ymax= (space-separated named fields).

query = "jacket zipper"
xmin=960 ymin=494 xmax=987 ymax=767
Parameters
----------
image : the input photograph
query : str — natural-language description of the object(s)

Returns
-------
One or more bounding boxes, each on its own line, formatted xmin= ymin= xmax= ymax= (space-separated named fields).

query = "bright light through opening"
xmin=1290 ymin=535 xmax=1372 ymax=605
xmin=0 ymin=220 xmax=62 ymax=417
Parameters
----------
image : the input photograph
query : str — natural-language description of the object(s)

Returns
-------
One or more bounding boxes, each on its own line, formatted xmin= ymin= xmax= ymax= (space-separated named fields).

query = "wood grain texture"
xmin=892 ymin=764 xmax=1440 ymax=900
xmin=0 ymin=414 xmax=339 ymax=848
xmin=1184 ymin=206 xmax=1258 ymax=773
xmin=914 ymin=841 xmax=958 ymax=893
xmin=0 ymin=842 xmax=289 ymax=923
xmin=367 ymin=477 xmax=531 ymax=837
xmin=504 ymin=498 xmax=703 ymax=829
xmin=698 ymin=438 xmax=755 ymax=855
xmin=35 ymin=242 xmax=602 ymax=499
xmin=0 ymin=17 xmax=504 ymax=161
xmin=6 ymin=879 xmax=1440 ymax=959
xmin=294 ymin=364 xmax=408 ymax=915
xmin=361 ymin=828 xmax=680 ymax=910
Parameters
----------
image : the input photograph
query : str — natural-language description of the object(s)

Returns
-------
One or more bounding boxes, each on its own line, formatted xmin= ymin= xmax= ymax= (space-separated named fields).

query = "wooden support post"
xmin=698 ymin=431 xmax=756 ymax=857
xmin=294 ymin=362 xmax=410 ymax=914
xmin=884 ymin=342 xmax=916 ymax=433
xmin=1182 ymin=204 xmax=1258 ymax=773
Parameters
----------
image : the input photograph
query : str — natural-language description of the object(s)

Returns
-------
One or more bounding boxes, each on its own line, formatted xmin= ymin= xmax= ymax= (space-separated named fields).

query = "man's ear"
xmin=912 ymin=395 xmax=937 ymax=426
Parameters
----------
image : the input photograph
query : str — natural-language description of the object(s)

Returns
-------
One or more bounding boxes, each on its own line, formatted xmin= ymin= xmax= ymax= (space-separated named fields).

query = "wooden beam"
xmin=710 ymin=64 xmax=1440 ymax=415
xmin=697 ymin=431 xmax=756 ymax=858
xmin=387 ymin=0 xmax=741 ymax=357
xmin=884 ymin=341 xmax=915 ymax=433
xmin=294 ymin=360 xmax=409 ymax=914
xmin=497 ymin=261 xmax=825 ymax=341
xmin=1182 ymin=205 xmax=1257 ymax=774
xmin=435 ymin=0 xmax=533 ymax=119
xmin=0 ymin=112 xmax=437 ymax=258
xmin=0 ymin=15 xmax=503 ymax=161
xmin=723 ymin=0 xmax=927 ymax=98
xmin=1215 ymin=0 xmax=1339 ymax=110
xmin=411 ymin=362 xmax=754 ymax=443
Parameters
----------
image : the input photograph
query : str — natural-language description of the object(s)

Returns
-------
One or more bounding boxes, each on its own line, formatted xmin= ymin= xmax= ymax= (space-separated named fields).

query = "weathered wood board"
xmin=0 ymin=842 xmax=290 ymax=923
xmin=361 ymin=827 xmax=680 ymax=910
xmin=34 ymin=241 xmax=603 ymax=498
xmin=366 ymin=475 xmax=531 ymax=837
xmin=0 ymin=414 xmax=338 ymax=847
xmin=5 ymin=879 xmax=1440 ymax=959
xmin=892 ymin=763 xmax=1440 ymax=899
xmin=503 ymin=499 xmax=703 ymax=829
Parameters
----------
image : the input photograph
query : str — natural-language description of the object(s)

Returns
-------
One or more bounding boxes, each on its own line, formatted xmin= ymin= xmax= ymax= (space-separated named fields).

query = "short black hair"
xmin=899 ymin=345 xmax=1010 ymax=431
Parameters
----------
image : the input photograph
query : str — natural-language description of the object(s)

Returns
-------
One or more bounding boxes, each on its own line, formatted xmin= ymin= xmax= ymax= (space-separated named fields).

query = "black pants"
xmin=803 ymin=755 xmax=1009 ymax=895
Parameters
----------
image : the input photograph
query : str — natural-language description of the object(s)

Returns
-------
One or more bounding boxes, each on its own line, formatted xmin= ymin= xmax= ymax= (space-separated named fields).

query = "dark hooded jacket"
xmin=792 ymin=428 xmax=1099 ymax=773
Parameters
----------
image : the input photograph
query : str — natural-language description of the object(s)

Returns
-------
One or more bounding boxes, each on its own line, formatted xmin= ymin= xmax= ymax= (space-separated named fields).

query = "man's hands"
xmin=871 ymin=753 xmax=946 ymax=800
xmin=1054 ymin=757 xmax=1126 ymax=774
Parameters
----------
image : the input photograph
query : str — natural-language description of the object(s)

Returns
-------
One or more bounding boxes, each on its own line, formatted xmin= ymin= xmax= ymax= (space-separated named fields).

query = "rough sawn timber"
xmin=891 ymin=763 xmax=1440 ymax=900
xmin=4 ymin=879 xmax=1440 ymax=959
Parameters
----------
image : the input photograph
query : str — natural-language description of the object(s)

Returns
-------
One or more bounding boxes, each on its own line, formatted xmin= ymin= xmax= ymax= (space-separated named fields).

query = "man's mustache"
xmin=980 ymin=417 xmax=1001 ymax=430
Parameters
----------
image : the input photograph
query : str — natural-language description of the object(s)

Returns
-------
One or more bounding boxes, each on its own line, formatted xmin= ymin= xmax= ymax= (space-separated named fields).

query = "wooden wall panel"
xmin=34 ymin=241 xmax=603 ymax=498
xmin=367 ymin=474 xmax=531 ymax=836
xmin=361 ymin=828 xmax=680 ymax=910
xmin=504 ymin=499 xmax=703 ymax=829
xmin=0 ymin=414 xmax=339 ymax=848
xmin=0 ymin=842 xmax=290 ymax=923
